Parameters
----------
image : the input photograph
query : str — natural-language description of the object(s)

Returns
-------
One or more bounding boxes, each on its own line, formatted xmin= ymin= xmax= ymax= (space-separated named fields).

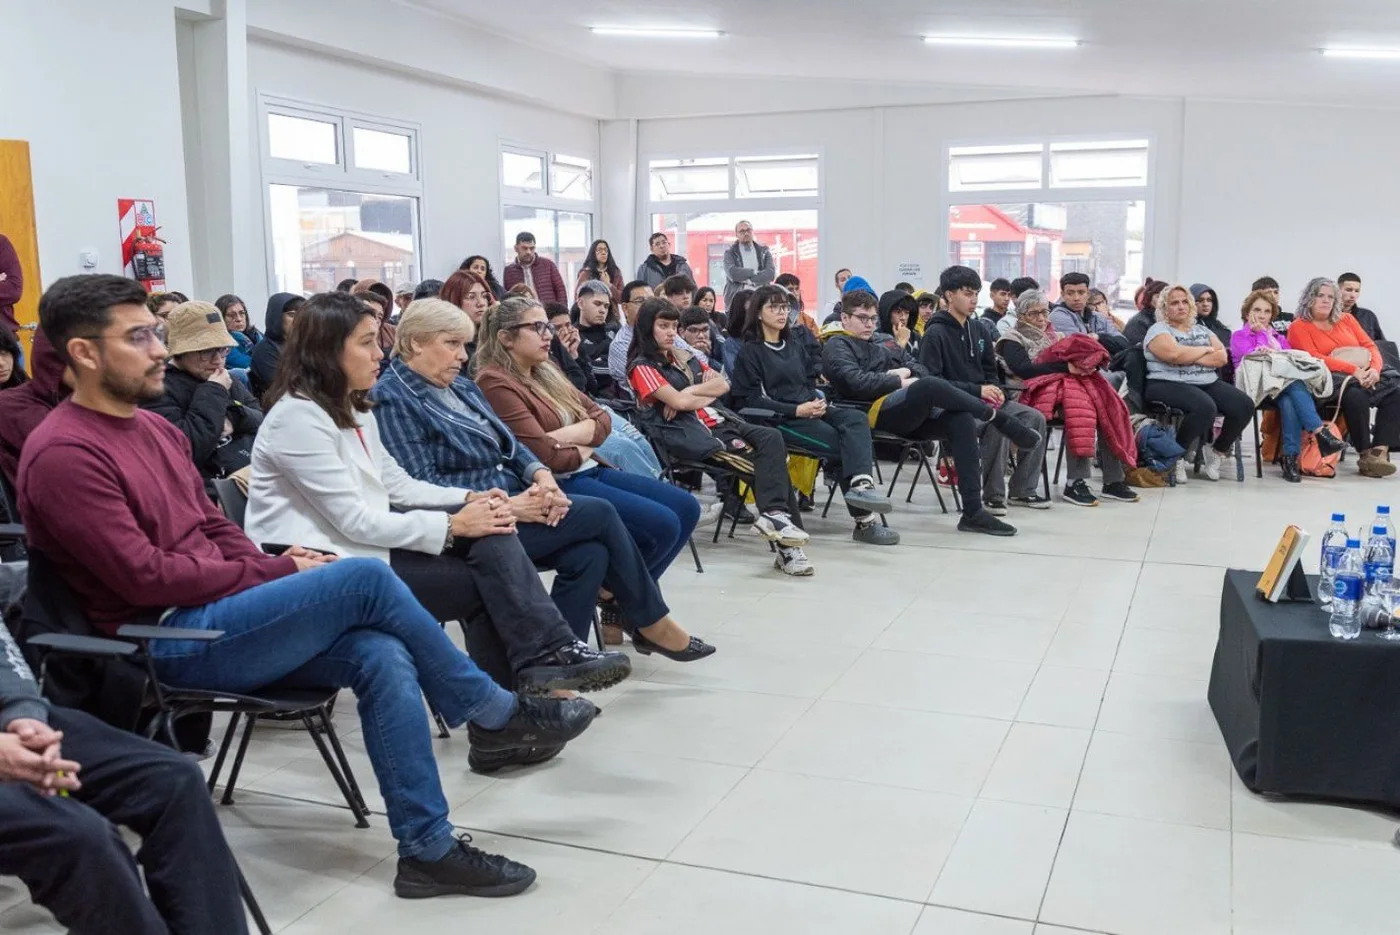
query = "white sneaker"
xmin=774 ymin=546 xmax=815 ymax=576
xmin=698 ymin=501 xmax=725 ymax=528
xmin=753 ymin=511 xmax=810 ymax=547
xmin=1175 ymin=460 xmax=1189 ymax=485
xmin=1201 ymin=446 xmax=1222 ymax=482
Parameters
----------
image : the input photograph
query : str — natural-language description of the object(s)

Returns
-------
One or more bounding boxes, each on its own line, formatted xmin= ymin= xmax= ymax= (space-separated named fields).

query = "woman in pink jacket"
xmin=1230 ymin=289 xmax=1344 ymax=482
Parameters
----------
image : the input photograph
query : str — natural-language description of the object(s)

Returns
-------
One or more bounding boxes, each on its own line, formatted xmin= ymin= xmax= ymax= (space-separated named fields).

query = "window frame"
xmin=257 ymin=95 xmax=425 ymax=297
xmin=499 ymin=141 xmax=598 ymax=270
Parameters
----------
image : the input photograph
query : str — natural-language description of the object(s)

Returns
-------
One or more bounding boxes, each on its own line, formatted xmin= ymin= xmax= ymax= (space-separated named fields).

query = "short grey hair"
xmin=1154 ymin=284 xmax=1198 ymax=326
xmin=394 ymin=298 xmax=474 ymax=359
xmin=1296 ymin=277 xmax=1343 ymax=324
xmin=576 ymin=280 xmax=611 ymax=299
xmin=1014 ymin=289 xmax=1049 ymax=317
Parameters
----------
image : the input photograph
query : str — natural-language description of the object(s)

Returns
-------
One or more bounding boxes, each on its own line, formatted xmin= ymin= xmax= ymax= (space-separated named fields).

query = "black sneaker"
xmin=471 ymin=695 xmax=597 ymax=754
xmin=515 ymin=641 xmax=631 ymax=695
xmin=983 ymin=497 xmax=1008 ymax=516
xmin=1008 ymin=493 xmax=1053 ymax=510
xmin=1100 ymin=481 xmax=1140 ymax=503
xmin=1062 ymin=480 xmax=1099 ymax=507
xmin=990 ymin=411 xmax=1043 ymax=450
xmin=394 ymin=833 xmax=536 ymax=899
xmin=957 ymin=509 xmax=1017 ymax=537
xmin=467 ymin=736 xmax=566 ymax=774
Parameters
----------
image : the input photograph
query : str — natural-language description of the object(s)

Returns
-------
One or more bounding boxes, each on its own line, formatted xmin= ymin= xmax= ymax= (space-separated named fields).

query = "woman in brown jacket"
xmin=475 ymin=297 xmax=702 ymax=589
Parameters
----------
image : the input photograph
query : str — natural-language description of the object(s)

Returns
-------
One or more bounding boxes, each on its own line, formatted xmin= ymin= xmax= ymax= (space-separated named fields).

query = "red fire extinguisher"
xmin=131 ymin=227 xmax=167 ymax=293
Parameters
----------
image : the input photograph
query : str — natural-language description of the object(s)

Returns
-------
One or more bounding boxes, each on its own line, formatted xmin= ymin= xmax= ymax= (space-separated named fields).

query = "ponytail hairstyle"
xmin=473 ymin=295 xmax=589 ymax=421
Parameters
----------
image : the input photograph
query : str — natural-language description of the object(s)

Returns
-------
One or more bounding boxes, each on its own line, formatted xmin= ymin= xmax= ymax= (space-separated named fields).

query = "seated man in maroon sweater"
xmin=16 ymin=274 xmax=598 ymax=899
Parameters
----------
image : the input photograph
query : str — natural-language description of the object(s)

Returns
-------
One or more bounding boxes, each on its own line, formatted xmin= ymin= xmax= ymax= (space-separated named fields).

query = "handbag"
xmin=1333 ymin=346 xmax=1372 ymax=370
xmin=1300 ymin=375 xmax=1350 ymax=478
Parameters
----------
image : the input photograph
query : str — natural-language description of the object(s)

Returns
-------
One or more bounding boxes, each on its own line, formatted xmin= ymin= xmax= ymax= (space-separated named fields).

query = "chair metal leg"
xmin=916 ymin=446 xmax=949 ymax=514
xmin=686 ymin=535 xmax=704 ymax=573
xmin=728 ymin=479 xmax=750 ymax=540
xmin=873 ymin=458 xmax=883 ymax=485
xmin=820 ymin=482 xmax=838 ymax=518
xmin=1234 ymin=437 xmax=1245 ymax=482
xmin=219 ymin=713 xmax=257 ymax=805
xmin=592 ymin=607 xmax=606 ymax=651
xmin=428 ymin=698 xmax=451 ymax=739
xmin=1253 ymin=410 xmax=1264 ymax=478
xmin=236 ymin=859 xmax=272 ymax=935
xmin=1053 ymin=432 xmax=1067 ymax=486
xmin=885 ymin=447 xmax=909 ymax=498
xmin=206 ymin=712 xmax=242 ymax=796
xmin=1040 ymin=454 xmax=1051 ymax=500
xmin=303 ymin=710 xmax=371 ymax=828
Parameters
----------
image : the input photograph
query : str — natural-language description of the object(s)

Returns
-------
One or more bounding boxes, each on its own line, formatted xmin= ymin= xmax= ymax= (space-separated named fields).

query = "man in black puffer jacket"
xmin=821 ymin=289 xmax=1034 ymax=536
xmin=143 ymin=301 xmax=263 ymax=498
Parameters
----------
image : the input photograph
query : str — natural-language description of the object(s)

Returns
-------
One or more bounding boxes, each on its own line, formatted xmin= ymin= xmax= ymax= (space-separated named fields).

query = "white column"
xmin=598 ymin=119 xmax=638 ymax=274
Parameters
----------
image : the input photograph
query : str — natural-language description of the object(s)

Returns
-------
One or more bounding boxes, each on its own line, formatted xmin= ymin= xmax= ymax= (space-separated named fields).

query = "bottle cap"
xmin=1380 ymin=506 xmax=1391 ymax=515
xmin=1333 ymin=513 xmax=1346 ymax=522
xmin=1348 ymin=539 xmax=1362 ymax=548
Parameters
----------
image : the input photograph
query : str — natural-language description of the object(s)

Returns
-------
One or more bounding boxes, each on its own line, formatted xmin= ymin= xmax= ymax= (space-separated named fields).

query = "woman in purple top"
xmin=1230 ymin=289 xmax=1343 ymax=481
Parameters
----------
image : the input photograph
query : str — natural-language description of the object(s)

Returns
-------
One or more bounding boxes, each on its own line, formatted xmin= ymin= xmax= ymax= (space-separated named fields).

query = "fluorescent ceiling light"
xmin=1321 ymin=47 xmax=1400 ymax=60
xmin=924 ymin=35 xmax=1080 ymax=50
xmin=591 ymin=27 xmax=722 ymax=39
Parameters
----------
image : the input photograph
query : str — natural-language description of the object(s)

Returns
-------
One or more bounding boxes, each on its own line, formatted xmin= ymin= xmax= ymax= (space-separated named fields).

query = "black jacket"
xmin=822 ymin=331 xmax=929 ymax=403
xmin=1123 ymin=309 xmax=1155 ymax=347
xmin=142 ymin=365 xmax=263 ymax=491
xmin=730 ymin=338 xmax=819 ymax=417
xmin=249 ymin=293 xmax=298 ymax=399
xmin=578 ymin=322 xmax=619 ymax=391
xmin=1349 ymin=306 xmax=1386 ymax=342
xmin=551 ymin=337 xmax=596 ymax=395
xmin=996 ymin=338 xmax=1070 ymax=381
xmin=919 ymin=310 xmax=999 ymax=395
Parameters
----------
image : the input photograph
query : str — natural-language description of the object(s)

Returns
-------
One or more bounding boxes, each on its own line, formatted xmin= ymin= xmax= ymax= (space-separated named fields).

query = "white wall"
xmin=1 ymin=0 xmax=193 ymax=289
xmin=1177 ymin=100 xmax=1400 ymax=333
xmin=635 ymin=96 xmax=1184 ymax=311
xmin=244 ymin=37 xmax=601 ymax=310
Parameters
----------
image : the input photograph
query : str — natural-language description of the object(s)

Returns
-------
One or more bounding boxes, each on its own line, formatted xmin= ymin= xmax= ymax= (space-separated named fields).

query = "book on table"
xmin=1257 ymin=524 xmax=1310 ymax=603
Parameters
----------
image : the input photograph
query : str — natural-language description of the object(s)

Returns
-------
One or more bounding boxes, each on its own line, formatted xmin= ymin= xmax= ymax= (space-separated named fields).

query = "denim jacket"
xmin=371 ymin=357 xmax=546 ymax=493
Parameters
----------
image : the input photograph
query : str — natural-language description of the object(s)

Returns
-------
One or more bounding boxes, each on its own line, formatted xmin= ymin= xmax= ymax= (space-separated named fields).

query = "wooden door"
xmin=0 ymin=140 xmax=41 ymax=369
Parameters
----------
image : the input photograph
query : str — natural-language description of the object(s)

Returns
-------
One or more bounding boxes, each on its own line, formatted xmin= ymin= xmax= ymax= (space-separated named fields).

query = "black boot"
xmin=1314 ymin=427 xmax=1346 ymax=457
xmin=1280 ymin=453 xmax=1302 ymax=483
xmin=515 ymin=641 xmax=631 ymax=695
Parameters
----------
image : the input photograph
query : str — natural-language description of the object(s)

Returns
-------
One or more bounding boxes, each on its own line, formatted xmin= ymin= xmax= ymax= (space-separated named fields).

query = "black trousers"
xmin=710 ymin=420 xmax=794 ymax=515
xmin=390 ymin=533 xmax=573 ymax=690
xmin=1144 ymin=378 xmax=1253 ymax=453
xmin=1330 ymin=380 xmax=1400 ymax=451
xmin=0 ymin=707 xmax=247 ymax=935
xmin=777 ymin=407 xmax=877 ymax=518
xmin=872 ymin=377 xmax=994 ymax=515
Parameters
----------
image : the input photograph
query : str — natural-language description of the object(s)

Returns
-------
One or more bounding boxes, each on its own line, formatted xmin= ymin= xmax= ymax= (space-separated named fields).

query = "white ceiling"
xmin=418 ymin=0 xmax=1400 ymax=108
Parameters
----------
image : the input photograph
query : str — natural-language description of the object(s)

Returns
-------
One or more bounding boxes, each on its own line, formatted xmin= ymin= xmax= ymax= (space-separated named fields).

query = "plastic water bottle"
xmin=1365 ymin=525 xmax=1396 ymax=598
xmin=1318 ymin=513 xmax=1348 ymax=610
xmin=1329 ymin=539 xmax=1364 ymax=640
xmin=1373 ymin=506 xmax=1396 ymax=551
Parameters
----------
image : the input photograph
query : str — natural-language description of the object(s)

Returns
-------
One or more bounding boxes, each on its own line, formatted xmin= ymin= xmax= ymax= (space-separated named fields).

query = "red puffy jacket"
xmin=1019 ymin=333 xmax=1137 ymax=467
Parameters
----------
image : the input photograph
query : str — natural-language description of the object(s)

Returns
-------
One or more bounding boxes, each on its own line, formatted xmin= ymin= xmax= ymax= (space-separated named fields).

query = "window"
xmin=260 ymin=98 xmax=423 ymax=297
xmin=945 ymin=138 xmax=1150 ymax=303
xmin=500 ymin=146 xmax=597 ymax=283
xmin=645 ymin=153 xmax=821 ymax=310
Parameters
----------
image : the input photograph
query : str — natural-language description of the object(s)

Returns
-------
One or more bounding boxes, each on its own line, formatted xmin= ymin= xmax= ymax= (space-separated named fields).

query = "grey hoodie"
xmin=0 ymin=617 xmax=48 ymax=728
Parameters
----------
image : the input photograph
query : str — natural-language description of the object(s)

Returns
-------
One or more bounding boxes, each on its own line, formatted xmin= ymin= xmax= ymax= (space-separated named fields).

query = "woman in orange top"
xmin=1288 ymin=276 xmax=1400 ymax=477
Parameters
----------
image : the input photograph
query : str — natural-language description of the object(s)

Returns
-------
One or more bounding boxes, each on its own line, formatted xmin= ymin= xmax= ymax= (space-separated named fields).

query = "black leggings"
xmin=1144 ymin=378 xmax=1253 ymax=453
xmin=710 ymin=420 xmax=795 ymax=515
xmin=777 ymin=406 xmax=877 ymax=518
xmin=872 ymin=378 xmax=992 ymax=514
xmin=1331 ymin=380 xmax=1400 ymax=451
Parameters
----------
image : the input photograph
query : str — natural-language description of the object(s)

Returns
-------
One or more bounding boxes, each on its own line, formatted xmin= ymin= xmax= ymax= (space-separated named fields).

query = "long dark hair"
xmin=460 ymin=255 xmax=503 ymax=296
xmin=742 ymin=284 xmax=790 ymax=343
xmin=726 ymin=291 xmax=753 ymax=343
xmin=265 ymin=291 xmax=377 ymax=428
xmin=627 ymin=298 xmax=681 ymax=371
xmin=581 ymin=239 xmax=621 ymax=281
xmin=0 ymin=328 xmax=28 ymax=390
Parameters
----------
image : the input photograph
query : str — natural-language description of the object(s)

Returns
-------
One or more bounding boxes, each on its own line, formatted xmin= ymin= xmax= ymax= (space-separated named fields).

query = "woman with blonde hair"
xmin=1288 ymin=276 xmax=1400 ymax=476
xmin=1143 ymin=284 xmax=1254 ymax=482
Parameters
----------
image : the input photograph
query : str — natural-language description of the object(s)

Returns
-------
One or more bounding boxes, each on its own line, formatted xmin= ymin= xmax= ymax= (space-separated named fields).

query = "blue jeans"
xmin=514 ymin=493 xmax=671 ymax=640
xmin=559 ymin=467 xmax=700 ymax=580
xmin=1275 ymin=380 xmax=1324 ymax=456
xmin=151 ymin=558 xmax=516 ymax=861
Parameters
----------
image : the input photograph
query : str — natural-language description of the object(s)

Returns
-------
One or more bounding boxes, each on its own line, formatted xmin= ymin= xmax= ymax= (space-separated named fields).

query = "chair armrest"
xmin=0 ymin=523 xmax=26 ymax=541
xmin=737 ymin=407 xmax=780 ymax=423
xmin=117 ymin=624 xmax=225 ymax=642
xmin=27 ymin=632 xmax=140 ymax=657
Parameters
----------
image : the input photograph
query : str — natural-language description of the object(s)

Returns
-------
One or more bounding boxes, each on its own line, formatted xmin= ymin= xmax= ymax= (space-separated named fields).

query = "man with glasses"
xmin=636 ymin=232 xmax=696 ymax=290
xmin=723 ymin=220 xmax=776 ymax=309
xmin=608 ymin=280 xmax=708 ymax=389
xmin=143 ymin=300 xmax=263 ymax=498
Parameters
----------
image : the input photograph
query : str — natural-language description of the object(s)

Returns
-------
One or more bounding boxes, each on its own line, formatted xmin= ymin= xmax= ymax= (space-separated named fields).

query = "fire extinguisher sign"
xmin=118 ymin=199 xmax=165 ymax=293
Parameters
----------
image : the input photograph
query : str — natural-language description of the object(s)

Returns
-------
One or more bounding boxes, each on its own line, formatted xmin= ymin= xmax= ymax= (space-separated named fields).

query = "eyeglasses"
xmin=193 ymin=346 xmax=231 ymax=362
xmin=84 ymin=324 xmax=168 ymax=349
xmin=736 ymin=227 xmax=753 ymax=234
xmin=682 ymin=325 xmax=710 ymax=337
xmin=508 ymin=321 xmax=556 ymax=338
xmin=765 ymin=303 xmax=791 ymax=316
xmin=847 ymin=313 xmax=878 ymax=325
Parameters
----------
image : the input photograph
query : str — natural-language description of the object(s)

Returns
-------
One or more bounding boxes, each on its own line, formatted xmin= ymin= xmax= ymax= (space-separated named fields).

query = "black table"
xmin=1209 ymin=568 xmax=1400 ymax=807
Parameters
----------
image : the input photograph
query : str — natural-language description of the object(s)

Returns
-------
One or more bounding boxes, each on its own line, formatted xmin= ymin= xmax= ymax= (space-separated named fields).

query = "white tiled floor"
xmin=7 ymin=455 xmax=1400 ymax=933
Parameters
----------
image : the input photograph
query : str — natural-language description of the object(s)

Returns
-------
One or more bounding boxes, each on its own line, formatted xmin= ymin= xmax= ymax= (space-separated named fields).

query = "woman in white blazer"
xmin=246 ymin=292 xmax=630 ymax=771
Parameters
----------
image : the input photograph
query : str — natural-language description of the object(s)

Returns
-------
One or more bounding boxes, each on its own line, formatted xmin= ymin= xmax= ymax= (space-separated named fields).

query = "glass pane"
xmin=947 ymin=201 xmax=1145 ymax=306
xmin=550 ymin=154 xmax=593 ymax=201
xmin=948 ymin=144 xmax=1043 ymax=192
xmin=651 ymin=209 xmax=819 ymax=311
xmin=649 ymin=158 xmax=730 ymax=202
xmin=268 ymin=184 xmax=419 ymax=295
xmin=735 ymin=154 xmax=819 ymax=198
xmin=268 ymin=113 xmax=338 ymax=165
xmin=1049 ymin=140 xmax=1149 ymax=188
xmin=556 ymin=210 xmax=593 ymax=284
xmin=502 ymin=151 xmax=545 ymax=191
xmin=352 ymin=127 xmax=412 ymax=174
xmin=502 ymin=207 xmax=594 ymax=285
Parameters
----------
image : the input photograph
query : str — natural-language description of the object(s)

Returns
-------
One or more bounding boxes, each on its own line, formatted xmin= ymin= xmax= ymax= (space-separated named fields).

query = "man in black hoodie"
xmin=920 ymin=266 xmax=1050 ymax=513
xmin=248 ymin=292 xmax=303 ymax=398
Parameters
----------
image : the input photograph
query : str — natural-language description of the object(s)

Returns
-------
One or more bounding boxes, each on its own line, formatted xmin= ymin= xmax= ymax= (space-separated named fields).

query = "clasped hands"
xmin=0 ymin=719 xmax=81 ymax=796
